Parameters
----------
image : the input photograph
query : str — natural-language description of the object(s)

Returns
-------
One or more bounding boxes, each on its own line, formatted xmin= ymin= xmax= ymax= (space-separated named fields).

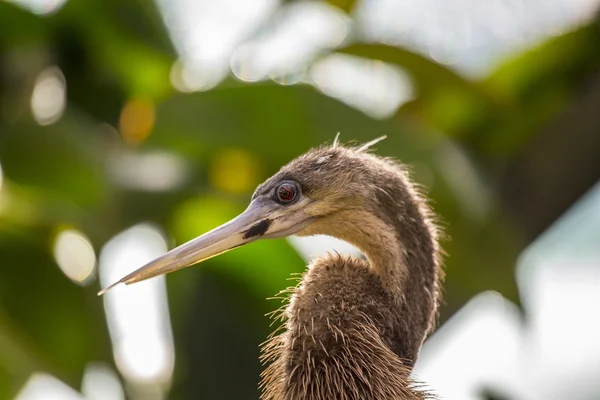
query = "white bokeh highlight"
xmin=15 ymin=373 xmax=83 ymax=400
xmin=157 ymin=0 xmax=279 ymax=91
xmin=416 ymin=180 xmax=600 ymax=399
xmin=355 ymin=0 xmax=600 ymax=77
xmin=310 ymin=54 xmax=414 ymax=119
xmin=31 ymin=67 xmax=66 ymax=126
xmin=53 ymin=229 xmax=97 ymax=285
xmin=107 ymin=150 xmax=188 ymax=192
xmin=7 ymin=0 xmax=66 ymax=15
xmin=81 ymin=362 xmax=125 ymax=400
xmin=413 ymin=292 xmax=522 ymax=400
xmin=515 ymin=179 xmax=600 ymax=399
xmin=230 ymin=2 xmax=350 ymax=82
xmin=99 ymin=224 xmax=175 ymax=398
xmin=158 ymin=0 xmax=600 ymax=114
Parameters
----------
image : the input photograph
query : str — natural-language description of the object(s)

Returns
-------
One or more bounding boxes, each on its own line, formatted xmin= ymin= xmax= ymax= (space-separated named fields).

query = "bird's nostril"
xmin=243 ymin=219 xmax=272 ymax=239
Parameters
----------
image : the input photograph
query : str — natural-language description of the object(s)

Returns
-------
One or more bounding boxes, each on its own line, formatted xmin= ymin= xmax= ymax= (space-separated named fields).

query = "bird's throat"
xmin=300 ymin=209 xmax=409 ymax=298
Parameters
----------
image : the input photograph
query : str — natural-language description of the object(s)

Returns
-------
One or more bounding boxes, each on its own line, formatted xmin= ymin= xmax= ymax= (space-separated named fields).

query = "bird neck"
xmin=317 ymin=188 xmax=442 ymax=360
xmin=323 ymin=209 xmax=409 ymax=299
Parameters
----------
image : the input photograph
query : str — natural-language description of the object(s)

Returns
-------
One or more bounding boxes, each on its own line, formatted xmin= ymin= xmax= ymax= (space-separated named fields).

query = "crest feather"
xmin=357 ymin=135 xmax=387 ymax=152
xmin=333 ymin=132 xmax=341 ymax=148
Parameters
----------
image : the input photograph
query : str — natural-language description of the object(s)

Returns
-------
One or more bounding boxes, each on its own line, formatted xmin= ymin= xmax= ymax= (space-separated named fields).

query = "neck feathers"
xmin=260 ymin=254 xmax=434 ymax=400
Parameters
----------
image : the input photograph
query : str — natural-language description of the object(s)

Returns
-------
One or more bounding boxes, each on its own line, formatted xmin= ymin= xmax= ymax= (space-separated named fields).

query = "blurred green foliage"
xmin=1 ymin=0 xmax=599 ymax=399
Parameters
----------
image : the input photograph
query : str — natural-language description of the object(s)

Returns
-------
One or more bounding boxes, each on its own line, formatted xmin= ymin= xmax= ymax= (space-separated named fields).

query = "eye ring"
xmin=276 ymin=182 xmax=298 ymax=204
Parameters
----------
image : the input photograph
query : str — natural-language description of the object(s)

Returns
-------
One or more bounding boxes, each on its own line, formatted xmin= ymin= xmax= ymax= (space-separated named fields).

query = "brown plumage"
xmin=99 ymin=137 xmax=444 ymax=400
xmin=255 ymin=142 xmax=443 ymax=400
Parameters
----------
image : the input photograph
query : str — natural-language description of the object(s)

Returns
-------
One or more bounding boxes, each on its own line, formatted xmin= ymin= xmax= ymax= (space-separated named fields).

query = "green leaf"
xmin=150 ymin=83 xmax=439 ymax=167
xmin=0 ymin=2 xmax=48 ymax=48
xmin=0 ymin=230 xmax=111 ymax=392
xmin=0 ymin=113 xmax=109 ymax=208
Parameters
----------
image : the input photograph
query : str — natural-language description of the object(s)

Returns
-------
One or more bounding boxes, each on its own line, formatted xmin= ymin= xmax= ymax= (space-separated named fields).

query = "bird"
xmin=99 ymin=136 xmax=444 ymax=400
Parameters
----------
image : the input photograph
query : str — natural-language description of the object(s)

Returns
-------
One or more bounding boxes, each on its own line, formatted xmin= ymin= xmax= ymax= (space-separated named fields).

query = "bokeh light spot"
xmin=52 ymin=228 xmax=97 ymax=285
xmin=229 ymin=2 xmax=350 ymax=82
xmin=7 ymin=0 xmax=66 ymax=15
xmin=310 ymin=54 xmax=414 ymax=119
xmin=30 ymin=66 xmax=66 ymax=126
xmin=99 ymin=224 xmax=175 ymax=394
xmin=15 ymin=373 xmax=82 ymax=400
xmin=229 ymin=48 xmax=265 ymax=83
xmin=270 ymin=69 xmax=306 ymax=86
xmin=108 ymin=150 xmax=188 ymax=192
xmin=209 ymin=148 xmax=262 ymax=194
xmin=114 ymin=337 xmax=174 ymax=383
xmin=119 ymin=99 xmax=156 ymax=145
xmin=81 ymin=363 xmax=124 ymax=400
xmin=170 ymin=59 xmax=226 ymax=92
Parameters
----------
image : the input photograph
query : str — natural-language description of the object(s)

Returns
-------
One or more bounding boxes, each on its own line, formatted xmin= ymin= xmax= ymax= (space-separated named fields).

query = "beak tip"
xmin=97 ymin=281 xmax=122 ymax=296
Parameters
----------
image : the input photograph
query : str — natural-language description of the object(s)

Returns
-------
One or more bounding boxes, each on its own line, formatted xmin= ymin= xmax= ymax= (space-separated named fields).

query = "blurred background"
xmin=1 ymin=0 xmax=600 ymax=399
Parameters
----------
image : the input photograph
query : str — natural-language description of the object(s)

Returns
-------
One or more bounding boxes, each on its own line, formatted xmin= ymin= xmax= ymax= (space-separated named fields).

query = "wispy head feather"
xmin=333 ymin=132 xmax=341 ymax=148
xmin=357 ymin=135 xmax=387 ymax=152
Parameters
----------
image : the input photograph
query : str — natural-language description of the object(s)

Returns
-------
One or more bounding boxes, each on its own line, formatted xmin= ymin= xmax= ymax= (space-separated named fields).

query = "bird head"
xmin=99 ymin=138 xmax=389 ymax=295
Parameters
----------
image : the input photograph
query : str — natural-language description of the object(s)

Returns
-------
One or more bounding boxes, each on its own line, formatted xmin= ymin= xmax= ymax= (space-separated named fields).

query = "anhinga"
xmin=100 ymin=137 xmax=443 ymax=400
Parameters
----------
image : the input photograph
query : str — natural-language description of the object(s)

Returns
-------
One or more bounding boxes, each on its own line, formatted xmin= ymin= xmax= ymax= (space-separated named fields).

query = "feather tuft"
xmin=357 ymin=135 xmax=387 ymax=152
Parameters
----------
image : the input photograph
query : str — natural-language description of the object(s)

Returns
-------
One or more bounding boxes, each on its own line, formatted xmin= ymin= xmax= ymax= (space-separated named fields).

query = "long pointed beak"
xmin=98 ymin=197 xmax=312 ymax=295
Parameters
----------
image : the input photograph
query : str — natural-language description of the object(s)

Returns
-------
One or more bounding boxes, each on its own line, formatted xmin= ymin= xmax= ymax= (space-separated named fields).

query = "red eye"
xmin=277 ymin=183 xmax=297 ymax=203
